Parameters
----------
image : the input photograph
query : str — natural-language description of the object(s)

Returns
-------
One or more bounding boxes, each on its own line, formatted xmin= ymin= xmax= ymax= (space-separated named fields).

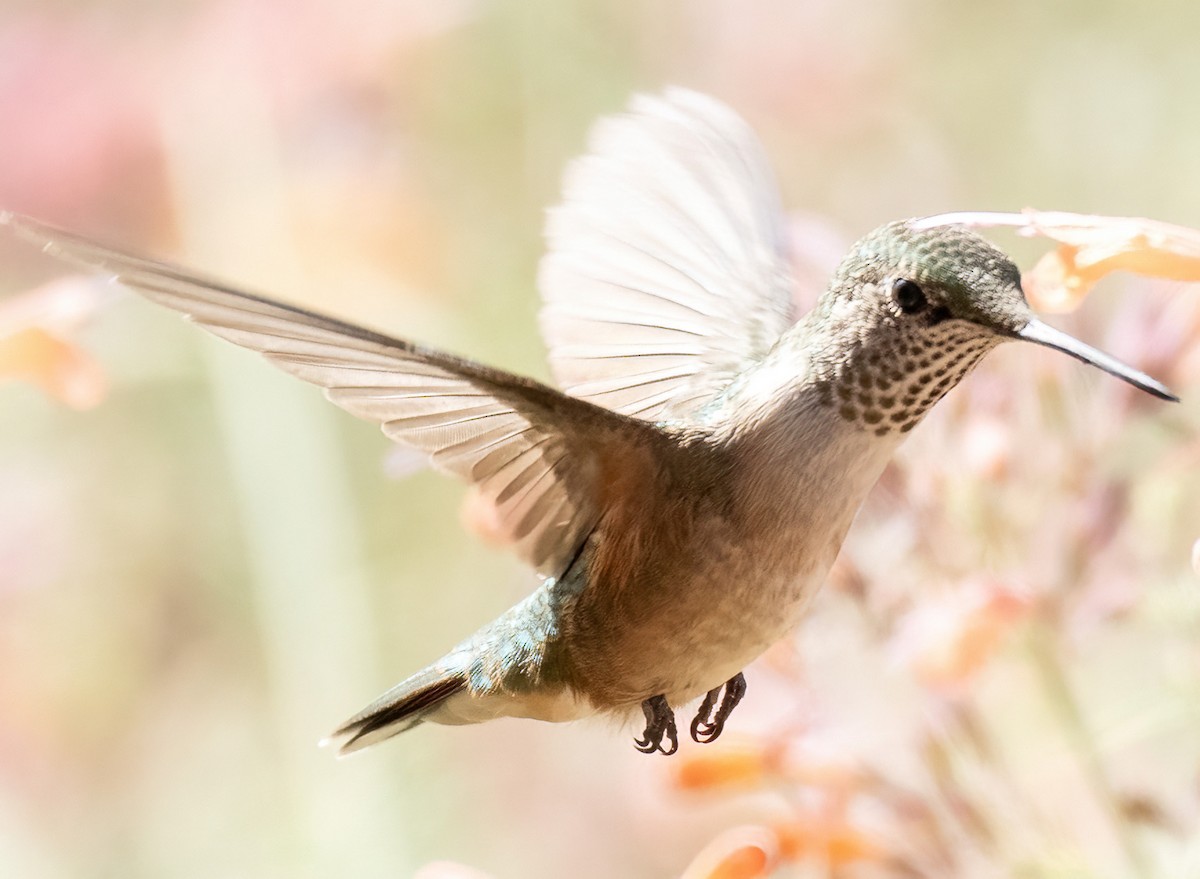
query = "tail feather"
xmin=327 ymin=670 xmax=467 ymax=756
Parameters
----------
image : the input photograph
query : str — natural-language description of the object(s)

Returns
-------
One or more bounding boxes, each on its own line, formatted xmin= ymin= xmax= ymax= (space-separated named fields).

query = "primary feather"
xmin=0 ymin=211 xmax=661 ymax=579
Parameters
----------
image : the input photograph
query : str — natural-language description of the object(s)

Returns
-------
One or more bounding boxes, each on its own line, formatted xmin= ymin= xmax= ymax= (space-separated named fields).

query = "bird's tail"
xmin=324 ymin=667 xmax=468 ymax=756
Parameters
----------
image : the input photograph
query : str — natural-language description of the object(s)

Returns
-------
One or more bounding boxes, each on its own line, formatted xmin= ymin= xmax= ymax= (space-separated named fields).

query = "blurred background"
xmin=1 ymin=1 xmax=1199 ymax=877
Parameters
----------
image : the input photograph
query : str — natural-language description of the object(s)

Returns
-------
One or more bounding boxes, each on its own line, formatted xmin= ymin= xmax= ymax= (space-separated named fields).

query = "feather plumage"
xmin=1 ymin=212 xmax=661 ymax=578
xmin=538 ymin=88 xmax=798 ymax=421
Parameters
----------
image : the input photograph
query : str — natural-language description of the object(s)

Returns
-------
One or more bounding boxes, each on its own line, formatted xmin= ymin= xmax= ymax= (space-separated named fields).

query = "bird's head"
xmin=804 ymin=220 xmax=1174 ymax=436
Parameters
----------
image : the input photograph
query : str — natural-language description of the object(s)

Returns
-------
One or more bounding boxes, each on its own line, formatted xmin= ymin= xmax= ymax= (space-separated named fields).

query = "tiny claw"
xmin=634 ymin=695 xmax=679 ymax=756
xmin=689 ymin=687 xmax=721 ymax=742
xmin=690 ymin=672 xmax=747 ymax=745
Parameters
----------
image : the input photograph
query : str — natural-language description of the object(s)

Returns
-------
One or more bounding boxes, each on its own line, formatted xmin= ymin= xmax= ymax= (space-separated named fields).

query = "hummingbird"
xmin=2 ymin=89 xmax=1176 ymax=757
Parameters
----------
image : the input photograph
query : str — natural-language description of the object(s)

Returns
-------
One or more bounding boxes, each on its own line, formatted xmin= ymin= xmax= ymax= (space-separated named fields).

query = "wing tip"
xmin=0 ymin=211 xmax=52 ymax=253
xmin=0 ymin=211 xmax=128 ymax=277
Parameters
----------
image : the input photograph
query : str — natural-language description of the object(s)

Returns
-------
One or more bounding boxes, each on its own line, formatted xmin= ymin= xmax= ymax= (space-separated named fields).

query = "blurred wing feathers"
xmin=539 ymin=88 xmax=797 ymax=421
xmin=2 ymin=212 xmax=656 ymax=577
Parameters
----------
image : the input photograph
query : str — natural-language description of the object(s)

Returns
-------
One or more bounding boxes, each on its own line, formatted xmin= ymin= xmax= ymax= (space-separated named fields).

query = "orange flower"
xmin=1023 ymin=212 xmax=1200 ymax=311
xmin=0 ymin=276 xmax=111 ymax=409
xmin=680 ymin=818 xmax=885 ymax=878
xmin=917 ymin=210 xmax=1200 ymax=312
xmin=680 ymin=826 xmax=780 ymax=879
xmin=671 ymin=741 xmax=779 ymax=792
xmin=671 ymin=733 xmax=865 ymax=796
xmin=773 ymin=818 xmax=884 ymax=866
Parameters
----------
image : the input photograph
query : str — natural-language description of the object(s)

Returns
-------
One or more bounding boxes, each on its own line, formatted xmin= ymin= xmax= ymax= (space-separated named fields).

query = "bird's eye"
xmin=892 ymin=278 xmax=926 ymax=314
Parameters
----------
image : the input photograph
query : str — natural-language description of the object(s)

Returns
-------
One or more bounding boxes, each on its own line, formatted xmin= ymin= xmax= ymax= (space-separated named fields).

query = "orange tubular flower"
xmin=680 ymin=826 xmax=781 ymax=879
xmin=773 ymin=818 xmax=884 ymax=867
xmin=671 ymin=741 xmax=780 ymax=793
xmin=917 ymin=210 xmax=1200 ymax=312
xmin=679 ymin=818 xmax=885 ymax=879
xmin=1024 ymin=214 xmax=1200 ymax=312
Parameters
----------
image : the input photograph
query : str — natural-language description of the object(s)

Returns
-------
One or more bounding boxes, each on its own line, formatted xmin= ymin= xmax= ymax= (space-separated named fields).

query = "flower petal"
xmin=680 ymin=826 xmax=780 ymax=879
xmin=670 ymin=742 xmax=775 ymax=792
xmin=0 ymin=326 xmax=106 ymax=409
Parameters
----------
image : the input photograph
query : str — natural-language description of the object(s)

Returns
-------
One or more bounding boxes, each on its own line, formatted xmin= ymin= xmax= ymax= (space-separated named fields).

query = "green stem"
xmin=1026 ymin=620 xmax=1151 ymax=879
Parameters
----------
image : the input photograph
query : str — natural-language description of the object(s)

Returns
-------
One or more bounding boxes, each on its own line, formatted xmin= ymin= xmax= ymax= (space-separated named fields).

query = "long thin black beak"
xmin=1017 ymin=318 xmax=1179 ymax=402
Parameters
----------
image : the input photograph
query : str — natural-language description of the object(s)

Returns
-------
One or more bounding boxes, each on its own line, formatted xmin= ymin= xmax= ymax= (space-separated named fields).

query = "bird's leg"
xmin=689 ymin=672 xmax=747 ymax=744
xmin=633 ymin=695 xmax=678 ymax=755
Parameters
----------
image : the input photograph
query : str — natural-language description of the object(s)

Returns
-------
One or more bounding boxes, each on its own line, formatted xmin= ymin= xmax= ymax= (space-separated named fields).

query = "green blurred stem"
xmin=1026 ymin=620 xmax=1151 ymax=879
xmin=158 ymin=57 xmax=409 ymax=878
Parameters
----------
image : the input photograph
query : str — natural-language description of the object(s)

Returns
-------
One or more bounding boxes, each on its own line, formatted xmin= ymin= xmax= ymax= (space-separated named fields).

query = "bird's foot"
xmin=689 ymin=672 xmax=747 ymax=744
xmin=634 ymin=695 xmax=678 ymax=755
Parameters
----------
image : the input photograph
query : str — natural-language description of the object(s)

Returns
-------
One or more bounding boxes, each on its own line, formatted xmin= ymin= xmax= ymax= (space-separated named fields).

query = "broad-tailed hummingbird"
xmin=2 ymin=89 xmax=1175 ymax=756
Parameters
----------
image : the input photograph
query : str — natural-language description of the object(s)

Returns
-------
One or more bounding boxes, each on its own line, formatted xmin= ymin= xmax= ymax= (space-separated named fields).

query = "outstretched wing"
xmin=538 ymin=88 xmax=797 ymax=422
xmin=3 ymin=213 xmax=659 ymax=578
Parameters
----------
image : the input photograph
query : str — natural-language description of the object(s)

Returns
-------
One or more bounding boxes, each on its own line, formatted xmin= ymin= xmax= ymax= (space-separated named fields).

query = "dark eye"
xmin=892 ymin=278 xmax=926 ymax=313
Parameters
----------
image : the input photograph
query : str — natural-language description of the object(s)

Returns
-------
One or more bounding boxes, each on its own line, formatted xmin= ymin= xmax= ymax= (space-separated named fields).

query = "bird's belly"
xmin=569 ymin=524 xmax=841 ymax=710
xmin=662 ymin=548 xmax=832 ymax=703
xmin=565 ymin=426 xmax=891 ymax=712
